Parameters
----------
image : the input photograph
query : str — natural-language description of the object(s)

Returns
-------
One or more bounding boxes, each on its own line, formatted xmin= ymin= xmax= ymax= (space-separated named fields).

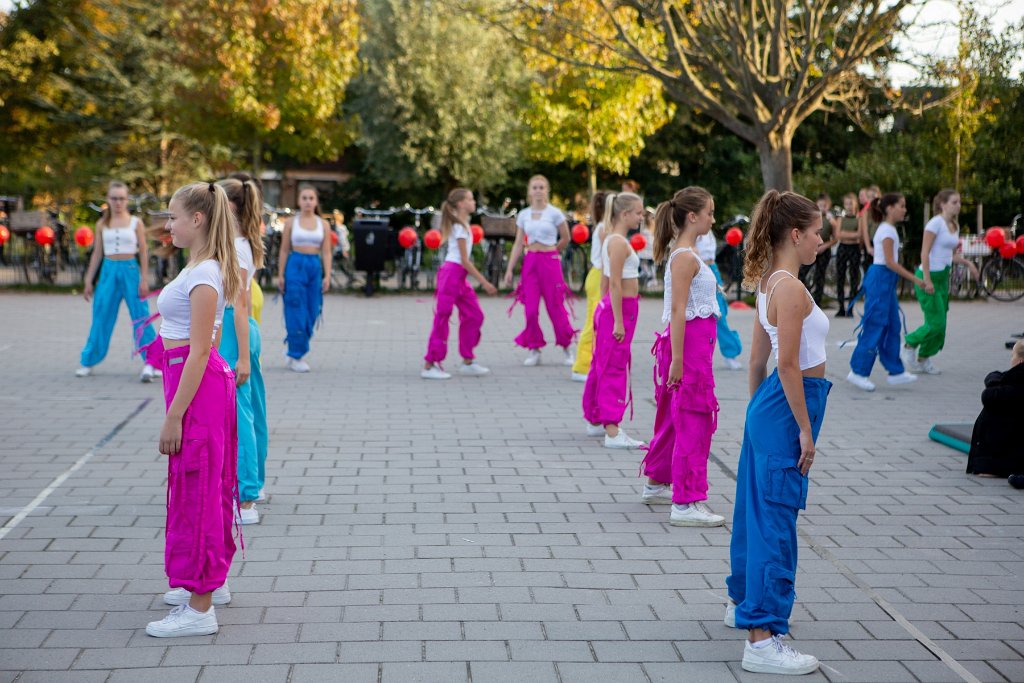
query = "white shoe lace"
xmin=772 ymin=635 xmax=800 ymax=658
xmin=160 ymin=605 xmax=187 ymax=623
xmin=693 ymin=501 xmax=714 ymax=515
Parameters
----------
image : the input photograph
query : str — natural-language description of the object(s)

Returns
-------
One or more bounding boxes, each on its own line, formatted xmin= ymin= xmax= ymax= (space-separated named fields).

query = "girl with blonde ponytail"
xmin=215 ymin=176 xmax=270 ymax=524
xmin=422 ymin=188 xmax=497 ymax=379
xmin=726 ymin=190 xmax=831 ymax=675
xmin=144 ymin=181 xmax=240 ymax=639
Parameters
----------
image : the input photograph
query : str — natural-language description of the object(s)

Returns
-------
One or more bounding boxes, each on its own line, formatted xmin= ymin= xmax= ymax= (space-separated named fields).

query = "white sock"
xmin=186 ymin=605 xmax=210 ymax=616
xmin=751 ymin=636 xmax=773 ymax=649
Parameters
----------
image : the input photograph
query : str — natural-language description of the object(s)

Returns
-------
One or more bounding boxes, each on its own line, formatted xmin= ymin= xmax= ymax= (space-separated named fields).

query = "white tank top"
xmin=291 ymin=216 xmax=324 ymax=247
xmin=662 ymin=247 xmax=720 ymax=324
xmin=102 ymin=217 xmax=139 ymax=256
xmin=589 ymin=222 xmax=605 ymax=268
xmin=757 ymin=271 xmax=829 ymax=370
xmin=601 ymin=233 xmax=640 ymax=280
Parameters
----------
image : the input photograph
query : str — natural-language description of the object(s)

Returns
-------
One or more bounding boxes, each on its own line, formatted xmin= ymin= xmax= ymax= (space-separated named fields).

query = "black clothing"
xmin=966 ymin=364 xmax=1024 ymax=476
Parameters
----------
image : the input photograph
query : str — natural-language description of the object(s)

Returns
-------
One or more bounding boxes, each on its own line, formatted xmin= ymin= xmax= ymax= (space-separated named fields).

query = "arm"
xmin=607 ymin=239 xmax=627 ymax=341
xmin=231 ymin=284 xmax=250 ymax=387
xmin=321 ymin=226 xmax=332 ymax=293
xmin=772 ymin=280 xmax=816 ymax=475
xmin=136 ymin=219 xmax=150 ymax=297
xmin=748 ymin=309 xmax=771 ymax=397
xmin=556 ymin=220 xmax=569 ymax=252
xmin=919 ymin=230 xmax=936 ymax=289
xmin=82 ymin=228 xmax=104 ymax=302
xmin=667 ymin=256 xmax=696 ymax=385
xmin=158 ymin=285 xmax=217 ymax=456
xmin=820 ymin=218 xmax=839 ymax=253
xmin=277 ymin=219 xmax=291 ymax=292
xmin=882 ymin=238 xmax=927 ymax=288
xmin=860 ymin=213 xmax=873 ymax=255
xmin=503 ymin=227 xmax=525 ymax=286
xmin=952 ymin=249 xmax=980 ymax=279
xmin=459 ymin=237 xmax=496 ymax=295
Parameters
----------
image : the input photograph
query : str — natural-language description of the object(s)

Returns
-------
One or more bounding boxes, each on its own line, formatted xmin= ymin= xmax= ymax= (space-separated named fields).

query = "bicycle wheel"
xmin=484 ymin=242 xmax=504 ymax=288
xmin=947 ymin=262 xmax=978 ymax=300
xmin=563 ymin=245 xmax=587 ymax=294
xmin=981 ymin=256 xmax=1024 ymax=302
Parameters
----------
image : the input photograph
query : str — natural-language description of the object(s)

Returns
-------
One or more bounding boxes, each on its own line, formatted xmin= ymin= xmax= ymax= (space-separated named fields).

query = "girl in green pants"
xmin=903 ymin=190 xmax=978 ymax=374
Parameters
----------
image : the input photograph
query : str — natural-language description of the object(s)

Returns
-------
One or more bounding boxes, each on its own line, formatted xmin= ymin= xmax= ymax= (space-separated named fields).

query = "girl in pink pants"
xmin=581 ymin=191 xmax=646 ymax=450
xmin=422 ymin=188 xmax=497 ymax=380
xmin=641 ymin=186 xmax=726 ymax=528
xmin=145 ymin=181 xmax=242 ymax=638
xmin=504 ymin=175 xmax=576 ymax=366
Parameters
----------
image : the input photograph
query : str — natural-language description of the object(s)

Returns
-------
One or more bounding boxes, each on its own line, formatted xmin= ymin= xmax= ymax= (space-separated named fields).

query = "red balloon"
xmin=0 ymin=226 xmax=9 ymax=245
xmin=34 ymin=226 xmax=55 ymax=246
xmin=398 ymin=227 xmax=417 ymax=249
xmin=999 ymin=242 xmax=1018 ymax=259
xmin=74 ymin=226 xmax=94 ymax=247
xmin=471 ymin=224 xmax=484 ymax=244
xmin=726 ymin=227 xmax=744 ymax=247
xmin=424 ymin=229 xmax=442 ymax=250
xmin=331 ymin=230 xmax=339 ymax=246
xmin=630 ymin=233 xmax=647 ymax=251
xmin=1016 ymin=236 xmax=1024 ymax=254
xmin=571 ymin=223 xmax=589 ymax=244
xmin=985 ymin=227 xmax=1006 ymax=249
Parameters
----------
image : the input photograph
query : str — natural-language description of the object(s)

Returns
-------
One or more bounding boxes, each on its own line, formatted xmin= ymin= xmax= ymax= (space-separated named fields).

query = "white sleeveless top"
xmin=662 ymin=247 xmax=721 ymax=324
xmin=757 ymin=271 xmax=829 ymax=370
xmin=102 ymin=217 xmax=139 ymax=256
xmin=291 ymin=216 xmax=324 ymax=247
xmin=589 ymin=222 xmax=605 ymax=268
xmin=601 ymin=233 xmax=640 ymax=280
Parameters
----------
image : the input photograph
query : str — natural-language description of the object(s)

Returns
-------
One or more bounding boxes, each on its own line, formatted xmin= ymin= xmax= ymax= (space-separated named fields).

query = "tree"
xmin=351 ymin=0 xmax=528 ymax=195
xmin=485 ymin=0 xmax=914 ymax=191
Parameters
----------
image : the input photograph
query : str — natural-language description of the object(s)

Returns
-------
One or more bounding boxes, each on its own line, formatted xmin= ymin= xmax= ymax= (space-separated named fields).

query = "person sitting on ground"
xmin=966 ymin=340 xmax=1024 ymax=486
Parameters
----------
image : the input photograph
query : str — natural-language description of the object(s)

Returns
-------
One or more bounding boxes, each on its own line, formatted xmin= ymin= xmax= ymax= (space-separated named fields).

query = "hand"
xmin=483 ymin=281 xmax=498 ymax=296
xmin=667 ymin=358 xmax=682 ymax=387
xmin=235 ymin=359 xmax=250 ymax=387
xmin=139 ymin=281 xmax=150 ymax=298
xmin=866 ymin=246 xmax=874 ymax=256
xmin=277 ymin=275 xmax=285 ymax=293
xmin=159 ymin=415 xmax=183 ymax=456
xmin=321 ymin=276 xmax=330 ymax=294
xmin=797 ymin=429 xmax=815 ymax=475
xmin=83 ymin=282 xmax=93 ymax=302
xmin=923 ymin=280 xmax=934 ymax=294
xmin=502 ymin=271 xmax=513 ymax=287
xmin=613 ymin=322 xmax=625 ymax=342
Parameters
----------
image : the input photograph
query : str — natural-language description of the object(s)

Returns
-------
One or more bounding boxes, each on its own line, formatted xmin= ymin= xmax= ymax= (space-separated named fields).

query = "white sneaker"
xmin=523 ymin=350 xmax=541 ymax=366
xmin=641 ymin=484 xmax=673 ymax=505
xmin=669 ymin=501 xmax=725 ymax=527
xmin=604 ymin=430 xmax=646 ymax=449
xmin=586 ymin=423 xmax=606 ymax=437
xmin=724 ymin=602 xmax=737 ymax=628
xmin=458 ymin=362 xmax=490 ymax=376
xmin=723 ymin=357 xmax=743 ymax=371
xmin=256 ymin=488 xmax=267 ymax=502
xmin=287 ymin=357 xmax=310 ymax=373
xmin=140 ymin=363 xmax=156 ymax=383
xmin=75 ymin=366 xmax=92 ymax=377
xmin=570 ymin=372 xmax=587 ymax=382
xmin=901 ymin=346 xmax=922 ymax=372
xmin=846 ymin=370 xmax=875 ymax=392
xmin=153 ymin=368 xmax=163 ymax=379
xmin=236 ymin=504 xmax=259 ymax=525
xmin=741 ymin=635 xmax=819 ymax=675
xmin=163 ymin=583 xmax=232 ymax=606
xmin=887 ymin=371 xmax=918 ymax=385
xmin=421 ymin=364 xmax=452 ymax=380
xmin=918 ymin=358 xmax=941 ymax=375
xmin=562 ymin=347 xmax=575 ymax=366
xmin=145 ymin=605 xmax=218 ymax=637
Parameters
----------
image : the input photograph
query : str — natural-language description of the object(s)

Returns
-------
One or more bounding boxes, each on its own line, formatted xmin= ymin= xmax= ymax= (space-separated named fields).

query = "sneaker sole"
xmin=163 ymin=593 xmax=232 ymax=606
xmin=641 ymin=497 xmax=673 ymax=505
xmin=604 ymin=443 xmax=644 ymax=449
xmin=741 ymin=658 xmax=819 ymax=675
xmin=669 ymin=517 xmax=726 ymax=527
xmin=146 ymin=623 xmax=219 ymax=637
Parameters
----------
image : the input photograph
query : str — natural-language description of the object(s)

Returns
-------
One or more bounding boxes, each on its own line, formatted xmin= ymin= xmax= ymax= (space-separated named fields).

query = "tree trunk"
xmin=587 ymin=161 xmax=597 ymax=197
xmin=755 ymin=136 xmax=793 ymax=192
xmin=252 ymin=139 xmax=262 ymax=176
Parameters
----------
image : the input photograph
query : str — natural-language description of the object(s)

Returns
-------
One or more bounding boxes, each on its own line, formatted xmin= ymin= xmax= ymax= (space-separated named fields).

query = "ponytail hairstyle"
xmin=869 ymin=192 xmax=904 ymax=224
xmin=216 ymin=177 xmax=266 ymax=269
xmin=439 ymin=187 xmax=472 ymax=244
xmin=590 ymin=190 xmax=609 ymax=227
xmin=602 ymin=191 xmax=642 ymax=233
xmin=742 ymin=190 xmax=820 ymax=289
xmin=652 ymin=186 xmax=713 ymax=263
xmin=170 ymin=182 xmax=242 ymax=304
xmin=97 ymin=180 xmax=129 ymax=230
xmin=297 ymin=184 xmax=322 ymax=217
xmin=932 ymin=188 xmax=959 ymax=229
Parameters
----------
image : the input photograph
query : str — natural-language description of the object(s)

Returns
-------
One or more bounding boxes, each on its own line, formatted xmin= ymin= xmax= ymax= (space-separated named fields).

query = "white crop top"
xmin=695 ymin=232 xmax=717 ymax=262
xmin=601 ymin=233 xmax=640 ymax=280
xmin=923 ymin=215 xmax=960 ymax=271
xmin=444 ymin=224 xmax=470 ymax=264
xmin=291 ymin=217 xmax=324 ymax=247
xmin=757 ymin=271 xmax=828 ymax=371
xmin=516 ymin=205 xmax=565 ymax=246
xmin=589 ymin=222 xmax=605 ymax=268
xmin=234 ymin=237 xmax=255 ymax=292
xmin=872 ymin=222 xmax=900 ymax=266
xmin=102 ymin=217 xmax=139 ymax=256
xmin=156 ymin=259 xmax=225 ymax=341
xmin=662 ymin=247 xmax=721 ymax=324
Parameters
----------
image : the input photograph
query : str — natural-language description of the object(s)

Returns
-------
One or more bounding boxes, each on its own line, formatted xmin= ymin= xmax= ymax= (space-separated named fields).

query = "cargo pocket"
xmin=765 ymin=451 xmax=808 ymax=510
xmin=759 ymin=563 xmax=796 ymax=618
xmin=677 ymin=374 xmax=717 ymax=414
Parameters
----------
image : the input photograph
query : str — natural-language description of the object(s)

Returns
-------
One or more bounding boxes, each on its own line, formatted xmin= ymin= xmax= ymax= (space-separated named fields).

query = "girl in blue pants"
xmin=725 ymin=190 xmax=832 ymax=675
xmin=846 ymin=193 xmax=926 ymax=392
xmin=696 ymin=232 xmax=743 ymax=368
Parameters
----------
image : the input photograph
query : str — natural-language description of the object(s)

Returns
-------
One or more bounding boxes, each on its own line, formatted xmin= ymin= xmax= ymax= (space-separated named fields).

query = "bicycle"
xmin=958 ymin=214 xmax=1024 ymax=302
xmin=478 ymin=205 xmax=517 ymax=290
xmin=561 ymin=235 xmax=588 ymax=294
xmin=397 ymin=205 xmax=433 ymax=291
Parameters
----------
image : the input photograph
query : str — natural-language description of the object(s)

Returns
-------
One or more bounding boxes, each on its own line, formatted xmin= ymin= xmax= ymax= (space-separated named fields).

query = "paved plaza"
xmin=1 ymin=289 xmax=1022 ymax=683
